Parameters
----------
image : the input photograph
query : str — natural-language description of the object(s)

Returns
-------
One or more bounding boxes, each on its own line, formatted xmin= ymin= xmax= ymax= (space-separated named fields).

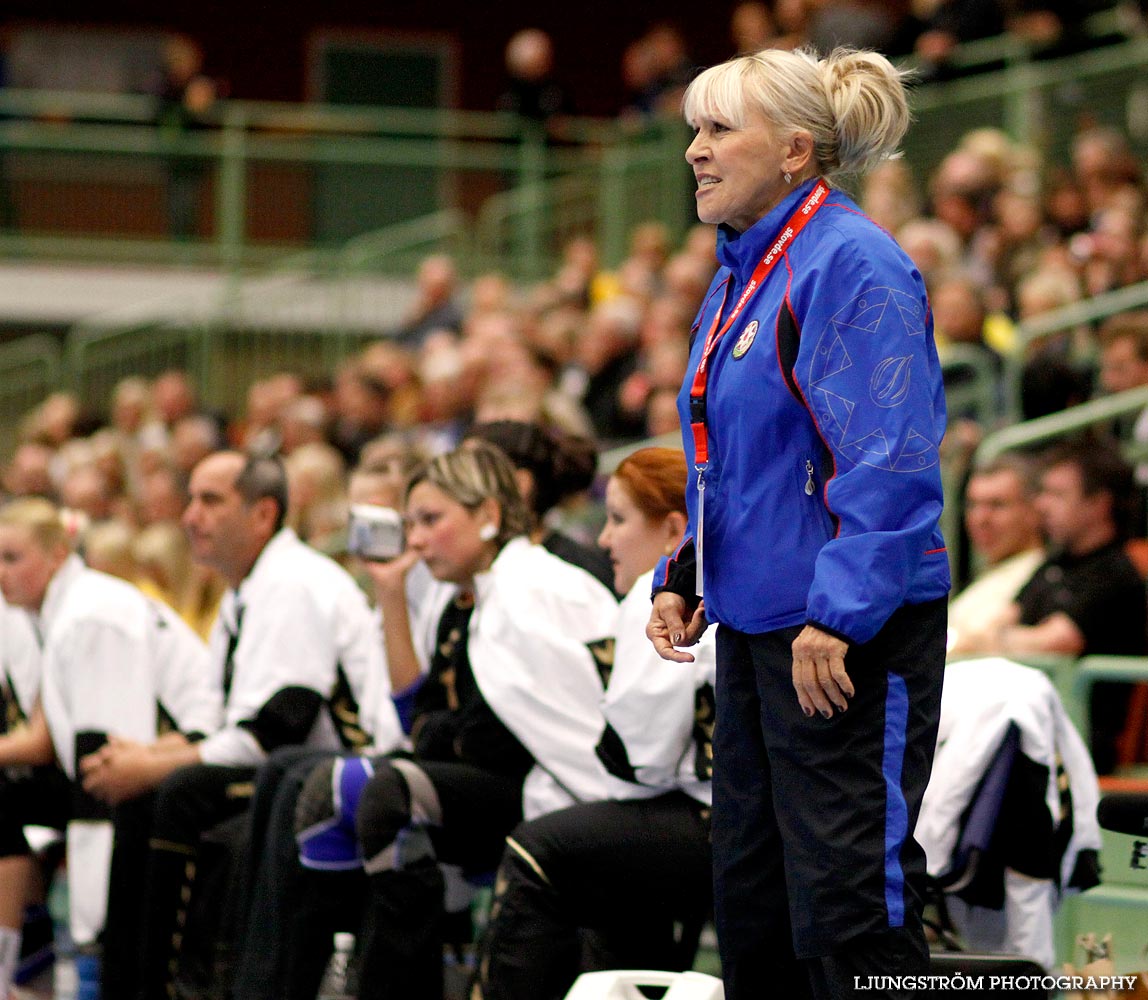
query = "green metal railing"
xmin=52 ymin=207 xmax=479 ymax=414
xmin=977 ymin=383 xmax=1148 ymax=465
xmin=941 ymin=344 xmax=1001 ymax=428
xmin=901 ymin=11 xmax=1148 ymax=181
xmin=0 ymin=334 xmax=64 ymax=459
xmin=0 ymin=90 xmax=687 ymax=276
xmin=0 ymin=16 xmax=1145 ymax=279
xmin=1002 ymin=280 xmax=1148 ymax=421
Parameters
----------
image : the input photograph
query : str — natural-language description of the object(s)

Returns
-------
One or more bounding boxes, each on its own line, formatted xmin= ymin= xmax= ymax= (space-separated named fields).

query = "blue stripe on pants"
xmin=883 ymin=673 xmax=909 ymax=927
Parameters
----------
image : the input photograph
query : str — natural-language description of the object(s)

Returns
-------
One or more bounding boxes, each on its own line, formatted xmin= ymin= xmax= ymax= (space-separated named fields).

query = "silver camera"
xmin=346 ymin=504 xmax=404 ymax=562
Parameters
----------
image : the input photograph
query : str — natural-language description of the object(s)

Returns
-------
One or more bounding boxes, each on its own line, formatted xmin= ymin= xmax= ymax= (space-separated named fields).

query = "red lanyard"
xmin=689 ymin=178 xmax=830 ymax=468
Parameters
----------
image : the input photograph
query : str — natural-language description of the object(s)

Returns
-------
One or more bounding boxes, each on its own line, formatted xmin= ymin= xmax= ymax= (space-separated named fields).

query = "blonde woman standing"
xmin=648 ymin=48 xmax=950 ymax=999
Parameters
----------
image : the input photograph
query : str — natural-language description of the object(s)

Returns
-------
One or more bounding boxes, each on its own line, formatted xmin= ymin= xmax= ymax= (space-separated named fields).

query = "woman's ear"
xmin=50 ymin=541 xmax=71 ymax=572
xmin=513 ymin=468 xmax=536 ymax=509
xmin=663 ymin=510 xmax=687 ymax=553
xmin=476 ymin=496 xmax=502 ymax=539
xmin=784 ymin=130 xmax=814 ymax=176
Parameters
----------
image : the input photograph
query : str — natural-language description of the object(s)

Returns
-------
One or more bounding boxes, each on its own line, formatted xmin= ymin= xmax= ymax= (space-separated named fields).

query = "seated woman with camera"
xmin=237 ymin=443 xmax=619 ymax=1000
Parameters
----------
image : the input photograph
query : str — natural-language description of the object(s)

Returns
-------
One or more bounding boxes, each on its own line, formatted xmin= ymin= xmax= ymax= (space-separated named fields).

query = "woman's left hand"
xmin=791 ymin=625 xmax=853 ymax=719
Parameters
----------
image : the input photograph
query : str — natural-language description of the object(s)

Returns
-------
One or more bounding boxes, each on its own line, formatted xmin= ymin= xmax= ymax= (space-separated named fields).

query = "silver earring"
xmin=479 ymin=523 xmax=497 ymax=542
xmin=784 ymin=171 xmax=792 ymax=184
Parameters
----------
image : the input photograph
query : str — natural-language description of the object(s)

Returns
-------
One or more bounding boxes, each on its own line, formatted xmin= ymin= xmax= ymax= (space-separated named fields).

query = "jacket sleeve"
xmin=602 ymin=576 xmax=715 ymax=794
xmin=197 ymin=580 xmax=335 ymax=766
xmin=791 ymin=237 xmax=948 ymax=644
xmin=148 ymin=599 xmax=222 ymax=742
xmin=651 ymin=537 xmax=699 ymax=607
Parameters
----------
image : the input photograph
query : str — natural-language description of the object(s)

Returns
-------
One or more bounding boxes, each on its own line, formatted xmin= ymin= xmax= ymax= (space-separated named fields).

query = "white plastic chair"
xmin=564 ymin=970 xmax=725 ymax=1000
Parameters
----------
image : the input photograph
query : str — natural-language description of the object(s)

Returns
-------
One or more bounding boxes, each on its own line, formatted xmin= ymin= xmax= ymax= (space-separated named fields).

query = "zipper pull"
xmin=804 ymin=459 xmax=816 ymax=497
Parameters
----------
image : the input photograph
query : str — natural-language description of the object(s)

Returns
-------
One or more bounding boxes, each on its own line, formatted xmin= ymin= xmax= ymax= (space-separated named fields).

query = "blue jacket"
xmin=657 ymin=179 xmax=951 ymax=644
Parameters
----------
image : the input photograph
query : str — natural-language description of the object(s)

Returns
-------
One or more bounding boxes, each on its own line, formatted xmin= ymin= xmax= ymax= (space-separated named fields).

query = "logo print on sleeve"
xmin=807 ymin=288 xmax=939 ymax=473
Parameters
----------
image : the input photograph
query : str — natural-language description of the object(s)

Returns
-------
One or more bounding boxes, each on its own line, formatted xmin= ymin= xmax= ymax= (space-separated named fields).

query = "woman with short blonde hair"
xmin=650 ymin=46 xmax=949 ymax=1000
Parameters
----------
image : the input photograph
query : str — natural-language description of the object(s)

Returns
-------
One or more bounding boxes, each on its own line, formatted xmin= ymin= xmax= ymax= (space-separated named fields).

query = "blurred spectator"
xmin=661 ymin=251 xmax=716 ymax=312
xmin=948 ymin=453 xmax=1044 ymax=653
xmin=136 ymin=463 xmax=189 ymax=526
xmin=620 ymin=36 xmax=662 ymax=124
xmin=932 ymin=271 xmax=1000 ymax=356
xmin=110 ymin=376 xmax=151 ymax=438
xmin=59 ymin=463 xmax=116 ymax=522
xmin=645 ymin=385 xmax=682 ymax=437
xmin=549 ymin=235 xmax=600 ymax=307
xmin=496 ymin=28 xmax=574 ymax=126
xmin=88 ymin=429 xmax=131 ymax=512
xmin=150 ymin=369 xmax=199 ymax=430
xmin=170 ymin=413 xmax=226 ymax=476
xmin=562 ymin=296 xmax=645 ymax=443
xmin=412 ymin=332 xmax=475 ymax=452
xmin=590 ymin=222 xmax=671 ymax=304
xmin=730 ymin=1 xmax=776 ymax=53
xmin=239 ymin=372 xmax=304 ymax=455
xmin=1075 ymin=196 xmax=1147 ymax=297
xmin=133 ymin=520 xmax=224 ymax=639
xmin=24 ymin=392 xmax=82 ymax=448
xmin=1099 ymin=311 xmax=1148 ymax=399
xmin=896 ymin=217 xmax=963 ymax=290
xmin=913 ymin=0 xmax=1005 ymax=78
xmin=393 ymin=255 xmax=464 ymax=350
xmin=278 ymin=395 xmax=330 ymax=455
xmin=359 ymin=341 xmax=422 ymax=430
xmin=329 ymin=361 xmax=392 ymax=466
xmin=620 ymin=23 xmax=692 ymax=120
xmin=2 ymin=442 xmax=55 ymax=499
xmin=771 ymin=0 xmax=813 ymax=49
xmin=988 ymin=183 xmax=1050 ymax=310
xmin=284 ymin=442 xmax=348 ymax=552
xmin=1044 ymin=167 xmax=1091 ymax=240
xmin=108 ymin=376 xmax=153 ymax=475
xmin=807 ymin=0 xmax=922 ymax=56
xmin=357 ymin=432 xmax=427 ymax=485
xmin=81 ymin=519 xmax=139 ymax=582
xmin=1097 ymin=311 xmax=1148 ymax=524
xmin=1007 ymin=0 xmax=1092 ymax=56
xmin=1013 ymin=265 xmax=1093 ymax=419
xmin=1072 ymin=126 xmax=1143 ymax=218
xmin=154 ymin=35 xmax=218 ymax=239
xmin=929 ymin=149 xmax=1001 ymax=257
xmin=951 ymin=440 xmax=1147 ymax=773
xmin=467 ymin=272 xmax=515 ymax=325
xmin=862 ymin=160 xmax=922 ymax=237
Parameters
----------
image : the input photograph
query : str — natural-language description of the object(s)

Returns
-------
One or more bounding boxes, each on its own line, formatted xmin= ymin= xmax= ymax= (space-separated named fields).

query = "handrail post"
xmin=597 ymin=142 xmax=628 ymax=270
xmin=215 ymin=106 xmax=248 ymax=277
xmin=659 ymin=118 xmax=691 ymax=245
xmin=514 ymin=122 xmax=547 ymax=280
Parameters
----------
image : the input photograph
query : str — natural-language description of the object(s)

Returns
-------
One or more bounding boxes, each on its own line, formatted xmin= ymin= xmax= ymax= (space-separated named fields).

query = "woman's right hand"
xmin=362 ymin=548 xmax=420 ymax=606
xmin=647 ymin=592 xmax=708 ymax=662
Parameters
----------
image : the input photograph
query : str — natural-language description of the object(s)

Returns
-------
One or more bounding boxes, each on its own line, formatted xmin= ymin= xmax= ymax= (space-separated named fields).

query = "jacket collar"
xmin=37 ymin=553 xmax=85 ymax=637
xmin=715 ymin=177 xmax=822 ymax=284
xmin=472 ymin=535 xmax=533 ymax=605
xmin=224 ymin=527 xmax=300 ymax=625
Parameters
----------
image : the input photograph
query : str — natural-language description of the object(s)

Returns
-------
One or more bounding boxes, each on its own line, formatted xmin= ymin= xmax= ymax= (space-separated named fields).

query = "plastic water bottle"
xmin=317 ymin=932 xmax=355 ymax=1000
